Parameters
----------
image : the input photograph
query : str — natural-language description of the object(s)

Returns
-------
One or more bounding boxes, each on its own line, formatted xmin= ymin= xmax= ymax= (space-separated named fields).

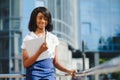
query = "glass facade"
xmin=0 ymin=0 xmax=22 ymax=74
xmin=0 ymin=0 xmax=9 ymax=31
xmin=80 ymin=0 xmax=120 ymax=52
xmin=46 ymin=0 xmax=78 ymax=47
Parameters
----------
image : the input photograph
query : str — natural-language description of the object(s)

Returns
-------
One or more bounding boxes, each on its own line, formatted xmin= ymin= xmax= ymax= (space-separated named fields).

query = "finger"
xmin=43 ymin=43 xmax=46 ymax=47
xmin=65 ymin=72 xmax=74 ymax=76
xmin=43 ymin=44 xmax=45 ymax=47
xmin=65 ymin=73 xmax=71 ymax=76
xmin=73 ymin=70 xmax=77 ymax=73
xmin=72 ymin=73 xmax=76 ymax=78
xmin=43 ymin=43 xmax=48 ymax=49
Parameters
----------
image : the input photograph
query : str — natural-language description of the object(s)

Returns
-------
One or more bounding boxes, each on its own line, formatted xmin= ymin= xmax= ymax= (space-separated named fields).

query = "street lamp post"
xmin=82 ymin=40 xmax=86 ymax=71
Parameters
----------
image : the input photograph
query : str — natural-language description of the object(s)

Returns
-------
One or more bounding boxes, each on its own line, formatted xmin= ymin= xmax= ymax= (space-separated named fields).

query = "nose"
xmin=41 ymin=18 xmax=46 ymax=24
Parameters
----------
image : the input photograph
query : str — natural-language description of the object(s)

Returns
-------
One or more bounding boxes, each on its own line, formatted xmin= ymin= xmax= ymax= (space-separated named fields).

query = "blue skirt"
xmin=26 ymin=58 xmax=56 ymax=80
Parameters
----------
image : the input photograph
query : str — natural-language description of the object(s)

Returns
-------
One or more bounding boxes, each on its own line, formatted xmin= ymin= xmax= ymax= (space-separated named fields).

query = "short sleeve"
xmin=21 ymin=41 xmax=26 ymax=49
xmin=54 ymin=35 xmax=59 ymax=46
xmin=21 ymin=38 xmax=27 ymax=49
xmin=21 ymin=35 xmax=30 ymax=49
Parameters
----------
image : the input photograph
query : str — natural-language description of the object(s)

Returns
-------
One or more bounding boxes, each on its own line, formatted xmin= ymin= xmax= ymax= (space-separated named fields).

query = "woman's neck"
xmin=34 ymin=28 xmax=46 ymax=37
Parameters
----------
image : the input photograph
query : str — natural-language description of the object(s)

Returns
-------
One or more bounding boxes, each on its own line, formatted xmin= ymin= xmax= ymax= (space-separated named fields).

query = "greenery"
xmin=99 ymin=58 xmax=120 ymax=79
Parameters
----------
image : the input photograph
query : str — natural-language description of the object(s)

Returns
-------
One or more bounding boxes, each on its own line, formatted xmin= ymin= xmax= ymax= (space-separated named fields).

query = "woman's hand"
xmin=38 ymin=42 xmax=48 ymax=54
xmin=66 ymin=69 xmax=77 ymax=78
xmin=70 ymin=70 xmax=76 ymax=78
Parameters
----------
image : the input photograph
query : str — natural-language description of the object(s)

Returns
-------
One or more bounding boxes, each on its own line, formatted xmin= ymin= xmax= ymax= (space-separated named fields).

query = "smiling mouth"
xmin=38 ymin=25 xmax=45 ymax=30
xmin=40 ymin=23 xmax=46 ymax=26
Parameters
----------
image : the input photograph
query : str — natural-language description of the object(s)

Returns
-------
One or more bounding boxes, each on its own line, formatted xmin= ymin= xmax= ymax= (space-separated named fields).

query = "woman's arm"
xmin=53 ymin=46 xmax=76 ymax=75
xmin=22 ymin=42 xmax=48 ymax=68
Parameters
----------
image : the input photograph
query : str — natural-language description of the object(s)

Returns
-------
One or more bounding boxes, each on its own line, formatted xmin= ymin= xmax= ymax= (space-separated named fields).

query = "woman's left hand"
xmin=65 ymin=70 xmax=77 ymax=78
xmin=70 ymin=70 xmax=76 ymax=78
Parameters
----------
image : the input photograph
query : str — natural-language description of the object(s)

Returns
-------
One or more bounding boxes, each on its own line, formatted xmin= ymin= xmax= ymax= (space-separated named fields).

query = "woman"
xmin=21 ymin=7 xmax=76 ymax=80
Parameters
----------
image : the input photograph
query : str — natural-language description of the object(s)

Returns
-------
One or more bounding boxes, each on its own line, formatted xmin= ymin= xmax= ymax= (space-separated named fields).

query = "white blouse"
xmin=21 ymin=31 xmax=59 ymax=61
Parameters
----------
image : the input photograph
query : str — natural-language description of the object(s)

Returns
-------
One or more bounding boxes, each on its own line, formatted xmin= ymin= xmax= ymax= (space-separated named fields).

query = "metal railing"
xmin=0 ymin=56 xmax=120 ymax=80
xmin=0 ymin=73 xmax=71 ymax=80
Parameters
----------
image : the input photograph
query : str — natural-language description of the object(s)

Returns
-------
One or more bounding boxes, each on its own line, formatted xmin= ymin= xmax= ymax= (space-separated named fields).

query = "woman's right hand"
xmin=38 ymin=42 xmax=48 ymax=54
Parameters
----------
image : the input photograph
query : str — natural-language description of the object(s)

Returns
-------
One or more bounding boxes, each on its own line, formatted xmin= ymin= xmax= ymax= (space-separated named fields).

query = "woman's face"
xmin=36 ymin=12 xmax=48 ymax=30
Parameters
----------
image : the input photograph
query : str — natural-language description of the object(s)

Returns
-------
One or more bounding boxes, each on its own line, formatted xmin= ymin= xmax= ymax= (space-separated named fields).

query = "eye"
xmin=39 ymin=16 xmax=42 ymax=20
xmin=44 ymin=17 xmax=48 ymax=21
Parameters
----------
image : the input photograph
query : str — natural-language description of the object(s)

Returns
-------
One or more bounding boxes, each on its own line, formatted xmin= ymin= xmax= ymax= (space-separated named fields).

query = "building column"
xmin=94 ymin=52 xmax=99 ymax=80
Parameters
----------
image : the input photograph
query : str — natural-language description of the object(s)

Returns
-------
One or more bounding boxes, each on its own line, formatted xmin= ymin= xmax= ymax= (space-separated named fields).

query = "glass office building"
xmin=48 ymin=0 xmax=73 ymax=43
xmin=0 ymin=0 xmax=22 ymax=74
xmin=79 ymin=0 xmax=120 ymax=66
xmin=0 ymin=0 xmax=79 ymax=74
xmin=1 ymin=0 xmax=120 ymax=74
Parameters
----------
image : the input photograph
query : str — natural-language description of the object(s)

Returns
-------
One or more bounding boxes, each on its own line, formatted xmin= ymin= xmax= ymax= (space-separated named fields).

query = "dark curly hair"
xmin=28 ymin=7 xmax=53 ymax=32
